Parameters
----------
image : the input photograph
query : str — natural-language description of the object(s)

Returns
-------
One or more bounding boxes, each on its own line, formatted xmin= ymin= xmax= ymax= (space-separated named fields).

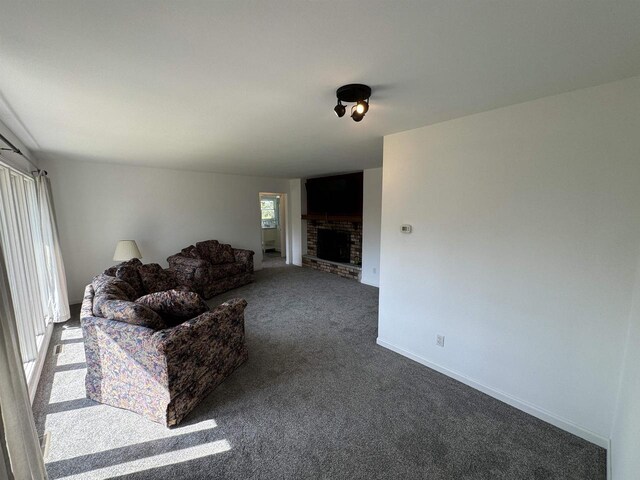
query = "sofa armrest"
xmin=81 ymin=314 xmax=162 ymax=371
xmin=151 ymin=298 xmax=248 ymax=355
xmin=167 ymin=254 xmax=211 ymax=291
xmin=233 ymin=249 xmax=254 ymax=272
xmin=82 ymin=315 xmax=157 ymax=347
xmin=81 ymin=284 xmax=95 ymax=320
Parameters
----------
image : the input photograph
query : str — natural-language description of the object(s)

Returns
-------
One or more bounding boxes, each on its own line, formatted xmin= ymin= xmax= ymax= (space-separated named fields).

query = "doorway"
xmin=259 ymin=193 xmax=287 ymax=268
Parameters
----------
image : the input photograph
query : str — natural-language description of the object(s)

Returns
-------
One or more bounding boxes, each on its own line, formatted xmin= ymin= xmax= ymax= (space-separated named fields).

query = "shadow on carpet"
xmin=32 ymin=264 xmax=606 ymax=480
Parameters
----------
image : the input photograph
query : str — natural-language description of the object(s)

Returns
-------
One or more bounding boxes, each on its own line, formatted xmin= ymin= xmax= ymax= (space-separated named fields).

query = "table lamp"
xmin=113 ymin=240 xmax=142 ymax=261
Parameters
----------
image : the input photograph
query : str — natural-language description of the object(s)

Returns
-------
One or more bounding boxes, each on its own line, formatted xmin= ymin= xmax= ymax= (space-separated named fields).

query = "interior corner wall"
xmin=611 ymin=249 xmax=640 ymax=480
xmin=361 ymin=167 xmax=382 ymax=287
xmin=288 ymin=178 xmax=303 ymax=266
xmin=378 ymin=75 xmax=640 ymax=446
xmin=41 ymin=157 xmax=290 ymax=304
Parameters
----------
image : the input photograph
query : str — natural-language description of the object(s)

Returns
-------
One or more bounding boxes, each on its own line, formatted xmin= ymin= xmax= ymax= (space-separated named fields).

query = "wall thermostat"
xmin=401 ymin=224 xmax=412 ymax=233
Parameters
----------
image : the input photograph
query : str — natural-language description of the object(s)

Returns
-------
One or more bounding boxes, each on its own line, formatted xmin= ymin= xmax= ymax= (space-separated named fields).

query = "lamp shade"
xmin=113 ymin=240 xmax=142 ymax=261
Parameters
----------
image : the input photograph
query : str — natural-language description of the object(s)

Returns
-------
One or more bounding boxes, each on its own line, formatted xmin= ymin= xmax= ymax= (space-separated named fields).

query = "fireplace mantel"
xmin=302 ymin=213 xmax=362 ymax=223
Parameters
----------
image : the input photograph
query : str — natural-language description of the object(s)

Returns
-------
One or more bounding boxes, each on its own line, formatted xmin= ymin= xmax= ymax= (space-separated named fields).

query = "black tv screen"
xmin=306 ymin=172 xmax=363 ymax=217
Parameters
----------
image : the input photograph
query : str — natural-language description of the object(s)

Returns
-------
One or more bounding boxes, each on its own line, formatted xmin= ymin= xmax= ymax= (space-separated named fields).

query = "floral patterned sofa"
xmin=80 ymin=259 xmax=249 ymax=426
xmin=167 ymin=240 xmax=254 ymax=299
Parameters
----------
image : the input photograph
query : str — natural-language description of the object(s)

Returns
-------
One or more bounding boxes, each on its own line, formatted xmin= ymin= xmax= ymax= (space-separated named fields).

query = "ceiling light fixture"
xmin=334 ymin=84 xmax=371 ymax=123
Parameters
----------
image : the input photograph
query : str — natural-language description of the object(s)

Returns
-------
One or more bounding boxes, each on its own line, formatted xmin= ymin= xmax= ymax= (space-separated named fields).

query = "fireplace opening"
xmin=317 ymin=229 xmax=350 ymax=263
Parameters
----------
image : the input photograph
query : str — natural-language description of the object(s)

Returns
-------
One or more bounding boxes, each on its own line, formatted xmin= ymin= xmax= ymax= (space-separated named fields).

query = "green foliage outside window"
xmin=261 ymin=198 xmax=279 ymax=228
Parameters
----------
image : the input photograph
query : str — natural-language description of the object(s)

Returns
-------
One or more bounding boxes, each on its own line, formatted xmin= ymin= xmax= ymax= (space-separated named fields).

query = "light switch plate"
xmin=401 ymin=224 xmax=412 ymax=233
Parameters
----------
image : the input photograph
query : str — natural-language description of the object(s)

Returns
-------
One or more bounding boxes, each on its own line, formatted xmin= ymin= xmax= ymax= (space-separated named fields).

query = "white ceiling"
xmin=1 ymin=1 xmax=640 ymax=178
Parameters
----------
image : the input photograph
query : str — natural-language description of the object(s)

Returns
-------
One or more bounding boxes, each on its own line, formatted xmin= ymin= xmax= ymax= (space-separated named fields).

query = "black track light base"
xmin=336 ymin=84 xmax=372 ymax=103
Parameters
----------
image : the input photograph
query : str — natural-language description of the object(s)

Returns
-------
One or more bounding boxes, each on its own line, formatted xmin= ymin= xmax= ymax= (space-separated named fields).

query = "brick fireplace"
xmin=303 ymin=219 xmax=362 ymax=280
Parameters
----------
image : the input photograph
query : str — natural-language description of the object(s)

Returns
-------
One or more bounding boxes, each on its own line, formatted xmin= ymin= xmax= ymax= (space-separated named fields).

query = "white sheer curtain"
xmin=0 ymin=163 xmax=48 ymax=368
xmin=0 ymin=161 xmax=69 ymax=398
xmin=35 ymin=173 xmax=70 ymax=324
xmin=0 ymin=241 xmax=48 ymax=480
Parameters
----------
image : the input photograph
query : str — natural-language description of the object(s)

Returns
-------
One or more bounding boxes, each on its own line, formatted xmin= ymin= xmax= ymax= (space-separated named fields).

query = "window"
xmin=261 ymin=198 xmax=279 ymax=229
xmin=0 ymin=161 xmax=50 ymax=385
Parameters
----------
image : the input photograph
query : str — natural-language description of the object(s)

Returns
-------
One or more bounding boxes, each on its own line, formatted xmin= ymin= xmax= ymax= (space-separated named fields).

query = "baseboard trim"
xmin=376 ymin=337 xmax=610 ymax=450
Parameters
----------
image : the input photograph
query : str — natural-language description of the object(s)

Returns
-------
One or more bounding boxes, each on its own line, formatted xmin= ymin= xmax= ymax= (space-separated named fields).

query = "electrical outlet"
xmin=436 ymin=335 xmax=445 ymax=347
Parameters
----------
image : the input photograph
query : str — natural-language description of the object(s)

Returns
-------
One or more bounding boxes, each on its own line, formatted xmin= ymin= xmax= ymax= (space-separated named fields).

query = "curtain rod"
xmin=0 ymin=131 xmax=41 ymax=174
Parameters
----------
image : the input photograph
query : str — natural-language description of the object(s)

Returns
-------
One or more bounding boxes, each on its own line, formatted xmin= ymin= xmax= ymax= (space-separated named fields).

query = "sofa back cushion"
xmin=90 ymin=274 xmax=164 ymax=329
xmin=195 ymin=240 xmax=219 ymax=263
xmin=136 ymin=290 xmax=209 ymax=325
xmin=219 ymin=244 xmax=235 ymax=264
xmin=92 ymin=274 xmax=137 ymax=302
xmin=103 ymin=258 xmax=143 ymax=277
xmin=115 ymin=264 xmax=145 ymax=298
xmin=138 ymin=263 xmax=179 ymax=294
xmin=180 ymin=245 xmax=200 ymax=258
xmin=196 ymin=240 xmax=234 ymax=264
xmin=91 ymin=274 xmax=134 ymax=318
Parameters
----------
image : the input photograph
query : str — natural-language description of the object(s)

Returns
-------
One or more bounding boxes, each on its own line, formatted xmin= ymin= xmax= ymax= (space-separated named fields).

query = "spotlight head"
xmin=351 ymin=105 xmax=364 ymax=122
xmin=355 ymin=100 xmax=369 ymax=115
xmin=334 ymin=102 xmax=346 ymax=118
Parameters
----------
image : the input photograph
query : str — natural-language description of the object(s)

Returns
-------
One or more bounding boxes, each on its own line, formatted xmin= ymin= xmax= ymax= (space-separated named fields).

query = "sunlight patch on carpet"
xmin=44 ymin=418 xmax=220 ymax=464
xmin=55 ymin=438 xmax=232 ymax=480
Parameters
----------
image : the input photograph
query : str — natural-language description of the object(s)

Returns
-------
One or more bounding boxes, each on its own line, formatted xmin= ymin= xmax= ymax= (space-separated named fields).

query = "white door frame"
xmin=259 ymin=192 xmax=290 ymax=265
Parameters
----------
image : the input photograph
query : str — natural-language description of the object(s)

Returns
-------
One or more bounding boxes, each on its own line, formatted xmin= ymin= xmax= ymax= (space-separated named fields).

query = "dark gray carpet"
xmin=33 ymin=264 xmax=606 ymax=479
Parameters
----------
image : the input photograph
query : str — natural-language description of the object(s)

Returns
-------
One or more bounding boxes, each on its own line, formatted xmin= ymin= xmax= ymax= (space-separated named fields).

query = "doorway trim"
xmin=259 ymin=192 xmax=290 ymax=266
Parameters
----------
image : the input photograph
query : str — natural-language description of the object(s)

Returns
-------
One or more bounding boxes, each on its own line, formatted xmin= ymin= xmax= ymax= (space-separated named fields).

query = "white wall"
xmin=261 ymin=227 xmax=281 ymax=251
xmin=288 ymin=179 xmax=303 ymax=266
xmin=378 ymin=76 xmax=640 ymax=447
xmin=41 ymin=157 xmax=291 ymax=303
xmin=611 ymin=250 xmax=640 ymax=480
xmin=361 ymin=167 xmax=382 ymax=287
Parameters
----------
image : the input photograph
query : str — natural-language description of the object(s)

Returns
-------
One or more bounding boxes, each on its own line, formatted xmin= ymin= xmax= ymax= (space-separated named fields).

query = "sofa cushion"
xmin=174 ymin=285 xmax=193 ymax=292
xmin=219 ymin=244 xmax=235 ymax=264
xmin=136 ymin=290 xmax=209 ymax=325
xmin=138 ymin=263 xmax=179 ymax=294
xmin=201 ymin=242 xmax=234 ymax=264
xmin=91 ymin=274 xmax=138 ymax=318
xmin=195 ymin=240 xmax=234 ymax=264
xmin=104 ymin=258 xmax=143 ymax=277
xmin=180 ymin=245 xmax=200 ymax=259
xmin=91 ymin=274 xmax=137 ymax=301
xmin=209 ymin=263 xmax=244 ymax=280
xmin=92 ymin=293 xmax=118 ymax=317
xmin=97 ymin=298 xmax=165 ymax=329
xmin=196 ymin=240 xmax=221 ymax=264
xmin=115 ymin=264 xmax=145 ymax=298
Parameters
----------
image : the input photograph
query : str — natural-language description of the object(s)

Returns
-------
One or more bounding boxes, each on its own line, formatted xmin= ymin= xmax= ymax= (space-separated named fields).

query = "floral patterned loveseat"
xmin=80 ymin=259 xmax=249 ymax=426
xmin=167 ymin=240 xmax=254 ymax=299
